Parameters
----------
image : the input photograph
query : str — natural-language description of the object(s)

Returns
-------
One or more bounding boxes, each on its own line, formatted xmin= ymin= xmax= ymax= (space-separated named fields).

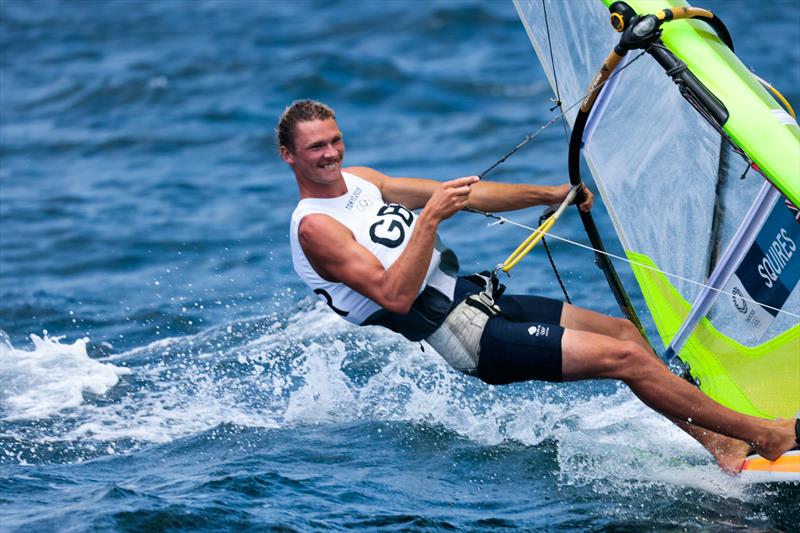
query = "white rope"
xmin=486 ymin=214 xmax=800 ymax=320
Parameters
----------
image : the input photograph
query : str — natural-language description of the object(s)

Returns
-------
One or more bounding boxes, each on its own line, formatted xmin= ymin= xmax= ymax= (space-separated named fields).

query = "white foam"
xmin=0 ymin=332 xmax=131 ymax=421
xmin=228 ymin=304 xmax=753 ymax=497
xmin=549 ymin=385 xmax=748 ymax=498
xmin=0 ymin=305 xmax=757 ymax=497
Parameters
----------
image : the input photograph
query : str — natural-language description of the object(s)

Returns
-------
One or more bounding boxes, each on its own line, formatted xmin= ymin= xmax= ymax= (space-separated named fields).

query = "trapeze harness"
xmin=289 ymin=172 xmax=504 ymax=375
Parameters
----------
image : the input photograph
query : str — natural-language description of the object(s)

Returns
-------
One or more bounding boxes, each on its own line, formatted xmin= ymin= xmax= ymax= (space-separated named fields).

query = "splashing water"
xmin=1 ymin=331 xmax=130 ymax=421
xmin=0 ymin=303 xmax=751 ymax=500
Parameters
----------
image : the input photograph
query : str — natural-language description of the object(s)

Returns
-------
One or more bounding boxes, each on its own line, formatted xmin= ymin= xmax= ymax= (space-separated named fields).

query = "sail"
xmin=513 ymin=0 xmax=800 ymax=418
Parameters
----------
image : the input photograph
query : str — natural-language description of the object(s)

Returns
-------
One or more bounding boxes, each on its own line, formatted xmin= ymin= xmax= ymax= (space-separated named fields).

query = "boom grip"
xmin=581 ymin=49 xmax=626 ymax=113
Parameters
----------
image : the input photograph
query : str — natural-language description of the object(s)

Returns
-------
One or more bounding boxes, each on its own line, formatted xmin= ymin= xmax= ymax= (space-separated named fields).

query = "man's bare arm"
xmin=346 ymin=166 xmax=593 ymax=212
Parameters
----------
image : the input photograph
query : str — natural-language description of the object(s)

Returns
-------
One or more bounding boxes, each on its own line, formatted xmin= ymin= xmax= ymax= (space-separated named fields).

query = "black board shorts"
xmin=453 ymin=276 xmax=565 ymax=384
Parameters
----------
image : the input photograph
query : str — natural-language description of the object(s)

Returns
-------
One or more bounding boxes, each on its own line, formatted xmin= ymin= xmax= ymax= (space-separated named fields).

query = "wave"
xmin=0 ymin=302 xmax=751 ymax=496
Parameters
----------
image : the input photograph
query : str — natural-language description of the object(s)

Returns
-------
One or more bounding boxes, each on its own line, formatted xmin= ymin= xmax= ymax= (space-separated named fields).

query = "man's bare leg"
xmin=559 ymin=308 xmax=796 ymax=464
xmin=560 ymin=304 xmax=752 ymax=472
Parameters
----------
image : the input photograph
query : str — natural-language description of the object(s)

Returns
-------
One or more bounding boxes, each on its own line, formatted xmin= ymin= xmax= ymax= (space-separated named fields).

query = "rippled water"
xmin=1 ymin=0 xmax=799 ymax=531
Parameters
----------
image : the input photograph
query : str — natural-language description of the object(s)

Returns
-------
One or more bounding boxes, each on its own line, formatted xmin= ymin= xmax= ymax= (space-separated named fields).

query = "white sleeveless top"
xmin=290 ymin=172 xmax=457 ymax=325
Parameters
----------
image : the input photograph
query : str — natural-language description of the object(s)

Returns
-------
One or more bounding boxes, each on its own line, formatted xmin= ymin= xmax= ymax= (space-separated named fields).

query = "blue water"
xmin=2 ymin=0 xmax=799 ymax=531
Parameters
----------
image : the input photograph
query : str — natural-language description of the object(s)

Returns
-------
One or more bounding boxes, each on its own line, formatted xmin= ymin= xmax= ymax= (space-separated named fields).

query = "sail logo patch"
xmin=736 ymin=202 xmax=800 ymax=318
xmin=726 ymin=200 xmax=800 ymax=338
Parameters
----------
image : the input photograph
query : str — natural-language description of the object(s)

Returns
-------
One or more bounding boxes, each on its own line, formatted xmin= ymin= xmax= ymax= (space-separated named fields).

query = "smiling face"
xmin=281 ymin=118 xmax=346 ymax=197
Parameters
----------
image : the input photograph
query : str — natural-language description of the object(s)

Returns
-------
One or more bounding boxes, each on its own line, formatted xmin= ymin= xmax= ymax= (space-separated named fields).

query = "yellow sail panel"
xmin=629 ymin=252 xmax=800 ymax=419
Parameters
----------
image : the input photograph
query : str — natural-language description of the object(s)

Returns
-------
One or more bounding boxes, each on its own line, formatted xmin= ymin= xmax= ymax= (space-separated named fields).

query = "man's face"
xmin=281 ymin=118 xmax=345 ymax=185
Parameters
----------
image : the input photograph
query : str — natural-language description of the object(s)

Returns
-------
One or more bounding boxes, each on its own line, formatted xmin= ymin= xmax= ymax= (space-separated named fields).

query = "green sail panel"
xmin=513 ymin=0 xmax=800 ymax=418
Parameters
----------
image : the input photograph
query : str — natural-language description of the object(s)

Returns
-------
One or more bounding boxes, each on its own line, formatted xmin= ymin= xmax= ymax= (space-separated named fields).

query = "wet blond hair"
xmin=277 ymin=100 xmax=336 ymax=153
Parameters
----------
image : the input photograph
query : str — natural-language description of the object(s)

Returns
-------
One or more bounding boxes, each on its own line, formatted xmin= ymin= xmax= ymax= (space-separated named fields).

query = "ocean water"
xmin=1 ymin=0 xmax=799 ymax=531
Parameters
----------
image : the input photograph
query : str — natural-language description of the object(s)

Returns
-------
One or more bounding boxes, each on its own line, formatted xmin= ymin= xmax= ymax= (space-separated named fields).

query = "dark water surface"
xmin=2 ymin=0 xmax=799 ymax=531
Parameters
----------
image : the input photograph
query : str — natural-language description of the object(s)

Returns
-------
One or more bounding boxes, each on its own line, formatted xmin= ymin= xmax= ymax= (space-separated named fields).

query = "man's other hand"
xmin=424 ymin=176 xmax=480 ymax=222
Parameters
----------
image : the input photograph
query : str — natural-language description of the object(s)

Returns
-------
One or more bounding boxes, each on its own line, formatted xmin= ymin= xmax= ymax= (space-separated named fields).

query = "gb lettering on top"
xmin=369 ymin=204 xmax=415 ymax=249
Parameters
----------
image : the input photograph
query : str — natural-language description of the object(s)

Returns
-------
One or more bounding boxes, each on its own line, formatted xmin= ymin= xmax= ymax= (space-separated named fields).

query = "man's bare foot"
xmin=754 ymin=418 xmax=798 ymax=461
xmin=673 ymin=420 xmax=753 ymax=474
xmin=709 ymin=438 xmax=752 ymax=475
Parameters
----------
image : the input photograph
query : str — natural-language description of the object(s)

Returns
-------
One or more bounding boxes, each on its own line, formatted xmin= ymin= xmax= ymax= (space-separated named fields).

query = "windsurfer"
xmin=280 ymin=100 xmax=798 ymax=473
